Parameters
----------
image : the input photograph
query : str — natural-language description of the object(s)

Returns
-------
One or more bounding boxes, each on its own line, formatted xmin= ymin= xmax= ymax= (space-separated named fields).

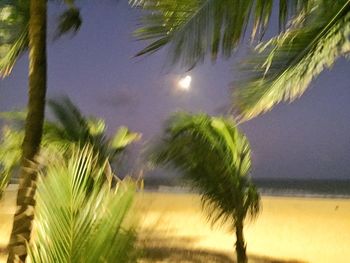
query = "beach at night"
xmin=1 ymin=1 xmax=350 ymax=262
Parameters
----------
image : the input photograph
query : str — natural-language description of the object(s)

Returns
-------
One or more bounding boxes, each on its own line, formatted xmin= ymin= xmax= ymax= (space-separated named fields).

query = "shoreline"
xmin=142 ymin=187 xmax=350 ymax=200
xmin=6 ymin=184 xmax=350 ymax=199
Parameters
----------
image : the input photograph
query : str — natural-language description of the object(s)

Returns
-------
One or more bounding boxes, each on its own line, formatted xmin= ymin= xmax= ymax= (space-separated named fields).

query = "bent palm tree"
xmin=148 ymin=112 xmax=260 ymax=263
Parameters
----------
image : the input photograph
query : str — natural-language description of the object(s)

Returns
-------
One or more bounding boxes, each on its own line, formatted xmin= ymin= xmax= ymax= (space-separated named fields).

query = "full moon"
xmin=178 ymin=75 xmax=192 ymax=90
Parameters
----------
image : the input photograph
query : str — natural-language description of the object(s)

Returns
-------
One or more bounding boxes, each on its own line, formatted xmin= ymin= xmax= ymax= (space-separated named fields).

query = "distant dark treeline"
xmin=143 ymin=176 xmax=350 ymax=197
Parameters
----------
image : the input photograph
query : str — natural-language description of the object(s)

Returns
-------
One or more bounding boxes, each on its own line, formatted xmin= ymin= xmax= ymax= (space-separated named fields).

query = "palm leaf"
xmin=27 ymin=145 xmax=138 ymax=263
xmin=0 ymin=0 xmax=29 ymax=77
xmin=234 ymin=0 xmax=350 ymax=120
xmin=48 ymin=97 xmax=141 ymax=163
xmin=54 ymin=7 xmax=82 ymax=40
xmin=0 ymin=0 xmax=82 ymax=77
xmin=0 ymin=126 xmax=22 ymax=197
xmin=111 ymin=126 xmax=142 ymax=150
xmin=48 ymin=97 xmax=91 ymax=142
xmin=132 ymin=0 xmax=310 ymax=68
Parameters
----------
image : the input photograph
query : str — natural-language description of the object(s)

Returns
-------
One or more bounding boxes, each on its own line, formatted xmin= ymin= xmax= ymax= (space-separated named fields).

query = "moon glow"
xmin=178 ymin=75 xmax=192 ymax=91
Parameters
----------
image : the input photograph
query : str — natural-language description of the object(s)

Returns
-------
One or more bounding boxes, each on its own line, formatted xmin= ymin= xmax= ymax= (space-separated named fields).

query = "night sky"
xmin=1 ymin=1 xmax=350 ymax=179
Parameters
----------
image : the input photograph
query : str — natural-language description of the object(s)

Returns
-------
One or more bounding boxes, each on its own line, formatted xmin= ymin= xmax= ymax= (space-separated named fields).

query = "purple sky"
xmin=1 ymin=1 xmax=350 ymax=179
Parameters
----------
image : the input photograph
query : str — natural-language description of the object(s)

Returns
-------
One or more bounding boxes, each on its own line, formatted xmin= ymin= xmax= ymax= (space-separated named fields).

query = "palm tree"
xmin=1 ymin=1 xmax=81 ymax=261
xmin=5 ymin=1 xmax=48 ymax=261
xmin=148 ymin=112 xmax=260 ymax=263
xmin=0 ymin=97 xmax=141 ymax=196
xmin=132 ymin=0 xmax=350 ymax=121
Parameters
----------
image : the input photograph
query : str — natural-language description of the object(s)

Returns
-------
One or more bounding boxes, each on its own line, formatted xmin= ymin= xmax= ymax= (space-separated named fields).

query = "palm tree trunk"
xmin=7 ymin=0 xmax=47 ymax=262
xmin=235 ymin=219 xmax=247 ymax=263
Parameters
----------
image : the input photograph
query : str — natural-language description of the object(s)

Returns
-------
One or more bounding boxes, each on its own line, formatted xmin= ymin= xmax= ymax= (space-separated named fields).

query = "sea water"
xmin=253 ymin=178 xmax=350 ymax=198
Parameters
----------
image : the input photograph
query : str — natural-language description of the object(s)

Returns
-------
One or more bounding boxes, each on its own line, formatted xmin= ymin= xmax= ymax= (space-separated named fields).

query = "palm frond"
xmin=111 ymin=126 xmax=142 ymax=151
xmin=132 ymin=0 xmax=310 ymax=68
xmin=27 ymin=145 xmax=138 ymax=263
xmin=54 ymin=7 xmax=82 ymax=40
xmin=87 ymin=118 xmax=106 ymax=135
xmin=148 ymin=112 xmax=260 ymax=227
xmin=0 ymin=0 xmax=83 ymax=76
xmin=0 ymin=0 xmax=29 ymax=77
xmin=0 ymin=126 xmax=22 ymax=197
xmin=48 ymin=97 xmax=90 ymax=142
xmin=234 ymin=0 xmax=350 ymax=121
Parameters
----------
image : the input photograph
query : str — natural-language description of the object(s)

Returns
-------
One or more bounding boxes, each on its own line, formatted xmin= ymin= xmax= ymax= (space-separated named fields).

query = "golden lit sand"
xmin=1 ymin=187 xmax=350 ymax=262
xmin=0 ymin=185 xmax=17 ymax=263
xmin=137 ymin=192 xmax=350 ymax=263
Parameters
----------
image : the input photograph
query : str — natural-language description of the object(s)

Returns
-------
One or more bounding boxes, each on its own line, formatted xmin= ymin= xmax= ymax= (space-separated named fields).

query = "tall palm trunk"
xmin=7 ymin=0 xmax=47 ymax=262
xmin=235 ymin=219 xmax=247 ymax=263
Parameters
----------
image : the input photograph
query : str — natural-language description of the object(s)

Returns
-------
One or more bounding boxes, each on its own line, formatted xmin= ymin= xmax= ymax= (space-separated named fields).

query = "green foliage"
xmin=132 ymin=0 xmax=310 ymax=68
xmin=0 ymin=126 xmax=22 ymax=197
xmin=0 ymin=0 xmax=29 ymax=77
xmin=0 ymin=97 xmax=140 ymax=195
xmin=27 ymin=145 xmax=138 ymax=263
xmin=46 ymin=97 xmax=141 ymax=163
xmin=55 ymin=7 xmax=82 ymax=39
xmin=0 ymin=0 xmax=82 ymax=77
xmin=133 ymin=0 xmax=350 ymax=121
xmin=111 ymin=126 xmax=142 ymax=150
xmin=148 ymin=112 xmax=260 ymax=227
xmin=234 ymin=0 xmax=350 ymax=120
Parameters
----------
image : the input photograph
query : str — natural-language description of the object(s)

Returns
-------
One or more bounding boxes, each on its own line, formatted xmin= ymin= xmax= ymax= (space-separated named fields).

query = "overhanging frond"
xmin=234 ymin=0 xmax=350 ymax=120
xmin=132 ymin=0 xmax=310 ymax=68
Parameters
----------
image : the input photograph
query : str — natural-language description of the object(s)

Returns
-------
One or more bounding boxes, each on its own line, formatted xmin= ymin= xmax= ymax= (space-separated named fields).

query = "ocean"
xmin=144 ymin=176 xmax=350 ymax=198
xmin=253 ymin=178 xmax=350 ymax=198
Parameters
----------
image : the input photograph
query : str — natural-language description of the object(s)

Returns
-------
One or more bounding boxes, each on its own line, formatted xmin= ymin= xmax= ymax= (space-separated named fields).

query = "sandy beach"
xmin=137 ymin=192 xmax=350 ymax=263
xmin=1 ymin=188 xmax=350 ymax=262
